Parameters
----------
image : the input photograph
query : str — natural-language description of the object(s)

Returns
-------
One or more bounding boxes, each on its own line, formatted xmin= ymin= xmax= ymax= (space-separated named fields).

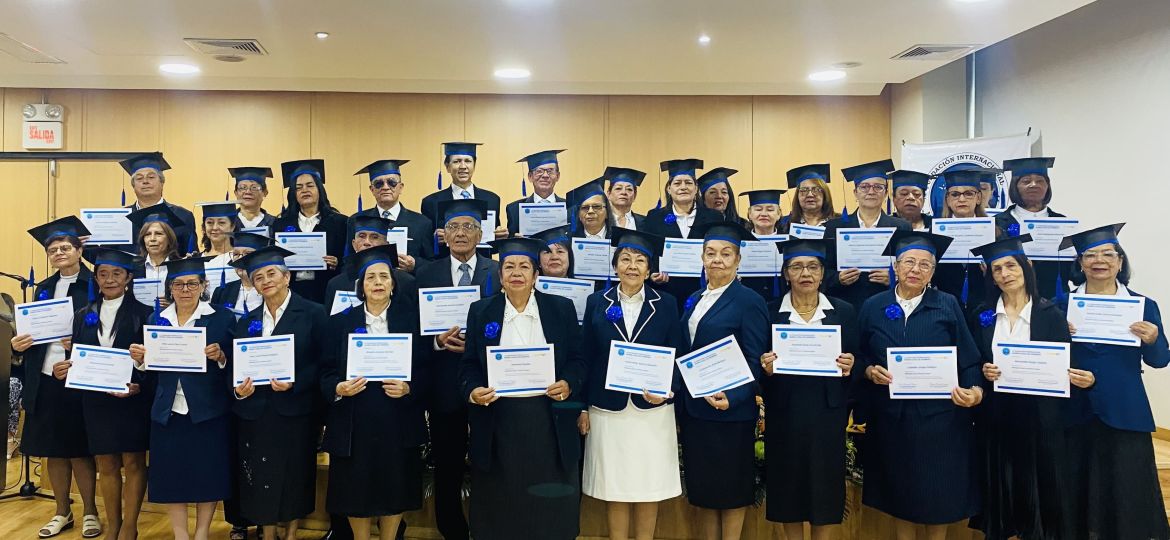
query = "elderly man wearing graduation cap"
xmin=421 ymin=142 xmax=507 ymax=245
xmin=120 ymin=152 xmax=197 ymax=249
xmin=350 ymin=159 xmax=436 ymax=271
xmin=505 ymin=149 xmax=568 ymax=236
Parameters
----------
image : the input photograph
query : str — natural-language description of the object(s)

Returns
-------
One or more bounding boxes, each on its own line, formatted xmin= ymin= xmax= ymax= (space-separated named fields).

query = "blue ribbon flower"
xmin=84 ymin=311 xmax=99 ymax=327
xmin=664 ymin=213 xmax=677 ymax=225
xmin=247 ymin=319 xmax=263 ymax=337
xmin=224 ymin=302 xmax=235 ymax=311
xmin=36 ymin=289 xmax=49 ymax=301
xmin=353 ymin=326 xmax=367 ymax=334
xmin=979 ymin=309 xmax=996 ymax=328
xmin=1006 ymin=223 xmax=1020 ymax=237
xmin=884 ymin=303 xmax=904 ymax=321
xmin=605 ymin=305 xmax=623 ymax=323
xmin=153 ymin=316 xmax=172 ymax=327
xmin=484 ymin=322 xmax=500 ymax=340
xmin=284 ymin=225 xmax=296 ymax=232
xmin=684 ymin=296 xmax=697 ymax=312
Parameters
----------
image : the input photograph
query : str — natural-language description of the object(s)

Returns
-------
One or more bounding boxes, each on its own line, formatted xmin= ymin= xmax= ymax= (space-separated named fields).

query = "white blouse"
xmin=501 ymin=292 xmax=546 ymax=347
xmin=97 ymin=295 xmax=125 ymax=348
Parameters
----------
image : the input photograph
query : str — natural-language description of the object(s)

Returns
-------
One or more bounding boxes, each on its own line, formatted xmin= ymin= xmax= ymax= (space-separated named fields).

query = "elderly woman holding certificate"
xmin=931 ymin=168 xmax=997 ymax=309
xmin=458 ymin=237 xmax=585 ymax=540
xmin=675 ymin=221 xmax=768 ymax=540
xmin=321 ymin=244 xmax=428 ymax=540
xmin=577 ymin=228 xmax=683 ymax=540
xmin=856 ymin=231 xmax=983 ymax=539
xmin=1059 ymin=224 xmax=1170 ymax=540
xmin=228 ymin=246 xmax=329 ymax=540
xmin=758 ymin=238 xmax=858 ymax=540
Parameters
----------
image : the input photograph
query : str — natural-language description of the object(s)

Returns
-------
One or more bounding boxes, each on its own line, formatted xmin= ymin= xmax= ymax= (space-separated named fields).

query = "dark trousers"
xmin=429 ymin=407 xmax=470 ymax=540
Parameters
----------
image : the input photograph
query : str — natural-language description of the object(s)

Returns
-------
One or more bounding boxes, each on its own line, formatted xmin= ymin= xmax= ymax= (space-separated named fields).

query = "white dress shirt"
xmin=533 ymin=194 xmax=558 ymax=205
xmin=295 ymin=212 xmax=321 ymax=281
xmin=451 ymin=184 xmax=476 ymax=200
xmin=237 ymin=211 xmax=267 ymax=229
xmin=159 ymin=301 xmax=222 ymax=414
xmin=613 ymin=212 xmax=637 ymax=231
xmin=232 ymin=283 xmax=264 ymax=318
xmin=778 ymin=292 xmax=833 ymax=326
xmin=262 ymin=291 xmax=292 ymax=336
xmin=450 ymin=256 xmax=478 ymax=286
xmin=688 ymin=281 xmax=732 ymax=344
xmin=136 ymin=257 xmax=170 ymax=306
xmin=42 ymin=273 xmax=79 ymax=375
xmin=97 ymin=295 xmax=125 ymax=348
xmin=857 ymin=211 xmax=882 ymax=229
xmin=894 ymin=287 xmax=926 ymax=319
xmin=673 ymin=205 xmax=698 ymax=239
xmin=616 ymin=285 xmax=645 ymax=336
xmin=584 ymin=226 xmax=608 ymax=240
xmin=365 ymin=304 xmax=389 ymax=334
xmin=1074 ymin=280 xmax=1132 ymax=298
xmin=993 ymin=298 xmax=1033 ymax=343
xmin=501 ymin=292 xmax=546 ymax=347
xmin=377 ymin=203 xmax=402 ymax=221
xmin=1010 ymin=205 xmax=1050 ymax=223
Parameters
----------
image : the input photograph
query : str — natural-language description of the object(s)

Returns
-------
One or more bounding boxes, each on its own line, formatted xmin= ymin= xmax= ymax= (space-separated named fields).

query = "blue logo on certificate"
xmin=542 ymin=283 xmax=549 ymax=289
xmin=79 ymin=351 xmax=87 ymax=358
xmin=577 ymin=244 xmax=583 ymax=250
xmin=1028 ymin=223 xmax=1035 ymax=230
xmin=495 ymin=353 xmax=502 ymax=360
xmin=1077 ymin=301 xmax=1085 ymax=308
xmin=240 ymin=345 xmax=248 ymax=352
xmin=1002 ymin=347 xmax=1010 ymax=355
xmin=895 ymin=355 xmax=903 ymax=362
xmin=780 ymin=332 xmax=788 ymax=339
xmin=427 ymin=295 xmax=434 ymax=301
xmin=151 ymin=332 xmax=158 ymax=339
xmin=524 ymin=208 xmax=531 ymax=214
xmin=281 ymin=238 xmax=287 ymax=243
xmin=685 ymin=361 xmax=694 ymax=369
xmin=86 ymin=213 xmax=92 ymax=218
xmin=843 ymin=235 xmax=850 ymax=241
xmin=618 ymin=349 xmax=625 ymax=356
xmin=665 ymin=242 xmax=672 ymax=248
xmin=21 ymin=309 xmax=28 ymax=315
xmin=356 ymin=341 xmax=363 ymax=348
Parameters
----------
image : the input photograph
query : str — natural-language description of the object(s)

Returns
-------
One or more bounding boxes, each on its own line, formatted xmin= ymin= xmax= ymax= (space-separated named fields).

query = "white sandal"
xmin=38 ymin=513 xmax=73 ymax=538
xmin=81 ymin=514 xmax=102 ymax=538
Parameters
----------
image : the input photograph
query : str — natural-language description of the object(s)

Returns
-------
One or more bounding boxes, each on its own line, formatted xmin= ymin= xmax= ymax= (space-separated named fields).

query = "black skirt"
xmin=236 ymin=407 xmax=318 ymax=525
xmin=326 ymin=408 xmax=423 ymax=517
xmin=21 ymin=374 xmax=90 ymax=458
xmin=148 ymin=413 xmax=232 ymax=503
xmin=469 ymin=397 xmax=580 ymax=540
xmin=1065 ymin=418 xmax=1170 ymax=540
xmin=679 ymin=411 xmax=756 ymax=510
xmin=764 ymin=378 xmax=848 ymax=525
xmin=81 ymin=389 xmax=151 ymax=455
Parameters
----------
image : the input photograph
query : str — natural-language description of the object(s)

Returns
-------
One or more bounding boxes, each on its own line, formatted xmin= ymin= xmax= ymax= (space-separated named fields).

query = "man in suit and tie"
xmin=415 ymin=198 xmax=501 ymax=540
xmin=120 ymin=152 xmax=197 ymax=253
xmin=505 ymin=149 xmax=567 ymax=236
xmin=604 ymin=166 xmax=648 ymax=231
xmin=349 ymin=159 xmax=436 ymax=272
xmin=421 ymin=142 xmax=506 ymax=248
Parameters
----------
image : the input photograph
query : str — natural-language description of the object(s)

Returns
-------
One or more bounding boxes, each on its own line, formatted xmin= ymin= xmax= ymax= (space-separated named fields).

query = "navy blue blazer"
xmin=149 ymin=306 xmax=236 ymax=425
xmin=271 ymin=210 xmax=349 ymax=304
xmin=678 ymin=280 xmax=770 ymax=423
xmin=1060 ymin=289 xmax=1170 ymax=432
xmin=319 ymin=301 xmax=430 ymax=456
xmin=230 ymin=292 xmax=328 ymax=420
xmin=580 ymin=285 xmax=684 ymax=412
xmin=763 ymin=295 xmax=860 ymax=409
xmin=457 ymin=291 xmax=586 ymax=472
xmin=349 ymin=206 xmax=436 ymax=264
xmin=505 ymin=194 xmax=567 ymax=236
xmin=857 ymin=287 xmax=981 ymax=419
xmin=823 ymin=212 xmax=912 ymax=311
xmin=21 ymin=266 xmax=92 ymax=414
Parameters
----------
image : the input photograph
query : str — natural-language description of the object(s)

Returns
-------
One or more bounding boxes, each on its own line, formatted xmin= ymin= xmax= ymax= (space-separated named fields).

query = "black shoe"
xmin=396 ymin=520 xmax=407 ymax=540
xmin=320 ymin=531 xmax=334 ymax=540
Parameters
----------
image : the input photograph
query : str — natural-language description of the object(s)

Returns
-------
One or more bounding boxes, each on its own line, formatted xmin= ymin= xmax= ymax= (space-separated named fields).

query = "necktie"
xmin=460 ymin=190 xmax=471 ymax=199
xmin=381 ymin=210 xmax=391 ymax=219
xmin=458 ymin=263 xmax=472 ymax=286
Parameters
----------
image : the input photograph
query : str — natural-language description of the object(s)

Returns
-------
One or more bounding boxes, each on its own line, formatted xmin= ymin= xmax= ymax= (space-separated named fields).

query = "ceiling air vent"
xmin=891 ymin=44 xmax=979 ymax=61
xmin=184 ymin=38 xmax=268 ymax=57
xmin=0 ymin=33 xmax=65 ymax=63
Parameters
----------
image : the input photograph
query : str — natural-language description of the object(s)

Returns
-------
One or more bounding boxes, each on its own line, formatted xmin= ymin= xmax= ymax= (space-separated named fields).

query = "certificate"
xmin=330 ymin=290 xmax=362 ymax=315
xmin=65 ymin=344 xmax=134 ymax=393
xmin=738 ymin=234 xmax=788 ymax=277
xmin=232 ymin=335 xmax=295 ymax=386
xmin=1067 ymin=293 xmax=1145 ymax=347
xmin=418 ymin=286 xmax=480 ymax=335
xmin=144 ymin=326 xmax=207 ymax=372
xmin=536 ymin=276 xmax=593 ymax=323
xmin=346 ymin=333 xmax=412 ymax=381
xmin=659 ymin=238 xmax=704 ymax=277
xmin=604 ymin=341 xmax=676 ymax=396
xmin=1021 ymin=218 xmax=1079 ymax=261
xmin=571 ymin=238 xmax=616 ymax=280
xmin=476 ymin=210 xmax=497 ymax=249
xmin=385 ymin=227 xmax=410 ymax=258
xmin=79 ymin=208 xmax=133 ymax=245
xmin=886 ymin=346 xmax=958 ymax=399
xmin=932 ymin=218 xmax=995 ymax=263
xmin=15 ymin=298 xmax=75 ymax=345
xmin=239 ymin=226 xmax=270 ymax=237
xmin=486 ymin=344 xmax=556 ymax=397
xmin=676 ymin=335 xmax=755 ymax=398
xmin=771 ymin=325 xmax=842 ymax=376
xmin=274 ymin=232 xmax=327 ymax=270
xmin=993 ymin=341 xmax=1071 ymax=397
xmin=205 ymin=265 xmax=240 ymax=292
xmin=790 ymin=223 xmax=826 ymax=240
xmin=835 ymin=228 xmax=896 ymax=271
xmin=518 ymin=203 xmax=568 ymax=237
xmin=133 ymin=278 xmax=163 ymax=306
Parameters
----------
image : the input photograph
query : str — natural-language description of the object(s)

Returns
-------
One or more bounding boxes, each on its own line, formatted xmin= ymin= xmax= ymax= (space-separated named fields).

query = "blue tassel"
xmin=281 ymin=204 xmax=286 ymax=214
xmin=485 ymin=273 xmax=493 ymax=295
xmin=432 ymin=231 xmax=439 ymax=255
xmin=187 ymin=233 xmax=196 ymax=255
xmin=521 ymin=177 xmax=527 ymax=198
xmin=87 ymin=278 xmax=96 ymax=303
xmin=888 ymin=261 xmax=896 ymax=291
xmin=700 ymin=267 xmax=707 ymax=290
xmin=243 ymin=299 xmax=249 ymax=314
xmin=120 ymin=188 xmax=126 ymax=207
xmin=960 ymin=266 xmax=970 ymax=306
xmin=28 ymin=266 xmax=35 ymax=287
xmin=436 ymin=170 xmax=443 ymax=190
xmin=841 ymin=205 xmax=848 ymax=219
xmin=219 ymin=267 xmax=227 ymax=290
xmin=772 ymin=274 xmax=781 ymax=298
xmin=655 ymin=197 xmax=662 ymax=210
xmin=1054 ymin=267 xmax=1067 ymax=303
xmin=886 ymin=197 xmax=892 ymax=214
xmin=152 ymin=298 xmax=164 ymax=325
xmin=344 ymin=242 xmax=352 ymax=257
xmin=570 ymin=211 xmax=578 ymax=234
xmin=224 ymin=191 xmax=229 ymax=201
xmin=357 ymin=193 xmax=363 ymax=213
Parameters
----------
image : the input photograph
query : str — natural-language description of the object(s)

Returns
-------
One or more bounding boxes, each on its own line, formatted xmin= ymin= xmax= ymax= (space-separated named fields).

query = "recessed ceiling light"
xmin=494 ymin=68 xmax=531 ymax=79
xmin=954 ymin=0 xmax=989 ymax=3
xmin=698 ymin=34 xmax=711 ymax=45
xmin=808 ymin=69 xmax=846 ymax=82
xmin=159 ymin=63 xmax=200 ymax=75
xmin=315 ymin=32 xmax=330 ymax=39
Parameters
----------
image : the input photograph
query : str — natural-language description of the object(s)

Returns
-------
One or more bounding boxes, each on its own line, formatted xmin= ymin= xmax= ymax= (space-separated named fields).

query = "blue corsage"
xmin=283 ymin=225 xmax=296 ymax=232
xmin=684 ymin=296 xmax=697 ymax=312
xmin=979 ymin=309 xmax=996 ymax=328
xmin=353 ymin=326 xmax=367 ymax=334
xmin=37 ymin=289 xmax=49 ymax=301
xmin=83 ymin=311 xmax=99 ymax=327
xmin=664 ymin=213 xmax=677 ymax=225
xmin=247 ymin=319 xmax=263 ymax=337
xmin=605 ymin=305 xmax=623 ymax=323
xmin=484 ymin=322 xmax=501 ymax=340
xmin=884 ymin=303 xmax=904 ymax=321
xmin=1006 ymin=223 xmax=1020 ymax=237
xmin=153 ymin=316 xmax=172 ymax=327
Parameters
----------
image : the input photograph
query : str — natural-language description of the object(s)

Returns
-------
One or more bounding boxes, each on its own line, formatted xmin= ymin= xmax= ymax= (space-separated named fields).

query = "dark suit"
xmin=505 ymin=194 xmax=566 ymax=236
xmin=210 ymin=279 xmax=243 ymax=313
xmin=270 ymin=210 xmax=349 ymax=305
xmin=823 ymin=212 xmax=912 ymax=311
xmin=349 ymin=206 xmax=436 ymax=264
xmin=129 ymin=200 xmax=197 ymax=254
xmin=149 ymin=306 xmax=236 ymax=425
xmin=641 ymin=205 xmax=724 ymax=313
xmin=994 ymin=206 xmax=1073 ymax=301
xmin=230 ymin=292 xmax=328 ymax=420
xmin=612 ymin=212 xmax=646 ymax=232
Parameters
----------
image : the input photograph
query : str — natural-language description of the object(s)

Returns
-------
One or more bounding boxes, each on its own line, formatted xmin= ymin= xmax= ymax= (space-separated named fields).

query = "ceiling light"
xmin=698 ymin=34 xmax=711 ymax=45
xmin=159 ymin=63 xmax=200 ymax=75
xmin=315 ymin=32 xmax=330 ymax=39
xmin=808 ymin=69 xmax=846 ymax=82
xmin=494 ymin=68 xmax=531 ymax=79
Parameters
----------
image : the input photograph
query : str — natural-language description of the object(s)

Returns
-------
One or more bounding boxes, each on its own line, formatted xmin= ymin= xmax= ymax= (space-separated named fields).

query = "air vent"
xmin=184 ymin=38 xmax=268 ymax=57
xmin=0 ymin=33 xmax=65 ymax=64
xmin=891 ymin=44 xmax=979 ymax=61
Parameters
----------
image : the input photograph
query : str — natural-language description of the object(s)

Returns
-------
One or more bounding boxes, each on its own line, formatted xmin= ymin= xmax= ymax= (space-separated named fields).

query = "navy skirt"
xmin=21 ymin=374 xmax=90 ymax=458
xmin=679 ymin=413 xmax=756 ymax=510
xmin=148 ymin=413 xmax=232 ymax=503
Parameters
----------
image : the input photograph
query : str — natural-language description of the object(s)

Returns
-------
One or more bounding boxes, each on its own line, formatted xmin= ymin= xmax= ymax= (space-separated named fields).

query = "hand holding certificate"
xmin=518 ymin=203 xmax=568 ymax=237
xmin=275 ymin=232 xmax=328 ymax=271
xmin=604 ymin=341 xmax=676 ymax=396
xmin=144 ymin=326 xmax=207 ymax=372
xmin=659 ymin=239 xmax=704 ymax=277
xmin=486 ymin=344 xmax=556 ymax=397
xmin=676 ymin=335 xmax=755 ymax=398
xmin=770 ymin=325 xmax=843 ymax=376
xmin=233 ymin=335 xmax=295 ymax=386
xmin=418 ymin=287 xmax=480 ymax=335
xmin=886 ymin=346 xmax=958 ymax=399
xmin=993 ymin=341 xmax=1071 ymax=397
xmin=66 ymin=345 xmax=135 ymax=393
xmin=1067 ymin=293 xmax=1146 ymax=347
xmin=347 ymin=334 xmax=412 ymax=381
xmin=15 ymin=298 xmax=75 ymax=345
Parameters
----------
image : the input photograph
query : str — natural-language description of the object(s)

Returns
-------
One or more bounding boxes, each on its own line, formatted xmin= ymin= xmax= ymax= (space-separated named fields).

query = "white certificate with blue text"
xmin=232 ymin=335 xmax=295 ymax=386
xmin=771 ymin=325 xmax=842 ymax=376
xmin=659 ymin=238 xmax=704 ymax=277
xmin=385 ymin=227 xmax=410 ymax=258
xmin=15 ymin=298 xmax=75 ymax=345
xmin=835 ymin=228 xmax=896 ymax=271
xmin=518 ymin=203 xmax=568 ymax=237
xmin=330 ymin=290 xmax=362 ymax=315
xmin=274 ymin=232 xmax=327 ymax=270
xmin=1021 ymin=218 xmax=1080 ymax=261
xmin=65 ymin=345 xmax=134 ymax=393
xmin=738 ymin=234 xmax=788 ymax=277
xmin=993 ymin=341 xmax=1071 ymax=397
xmin=571 ymin=238 xmax=616 ymax=280
xmin=418 ymin=287 xmax=481 ymax=335
xmin=79 ymin=208 xmax=133 ymax=245
xmin=476 ymin=210 xmax=497 ymax=249
xmin=1067 ymin=293 xmax=1145 ymax=347
xmin=886 ymin=346 xmax=958 ymax=399
xmin=676 ymin=335 xmax=755 ymax=398
xmin=205 ymin=265 xmax=240 ymax=292
xmin=790 ymin=224 xmax=826 ymax=240
xmin=144 ymin=326 xmax=207 ymax=372
xmin=536 ymin=277 xmax=592 ymax=323
xmin=932 ymin=218 xmax=996 ymax=263
xmin=604 ymin=341 xmax=676 ymax=396
xmin=486 ymin=344 xmax=556 ymax=397
xmin=347 ymin=333 xmax=412 ymax=381
xmin=133 ymin=278 xmax=163 ymax=306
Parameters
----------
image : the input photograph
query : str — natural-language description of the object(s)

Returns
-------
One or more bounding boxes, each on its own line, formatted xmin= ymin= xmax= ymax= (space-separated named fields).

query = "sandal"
xmin=38 ymin=513 xmax=73 ymax=538
xmin=230 ymin=526 xmax=248 ymax=540
xmin=81 ymin=514 xmax=102 ymax=538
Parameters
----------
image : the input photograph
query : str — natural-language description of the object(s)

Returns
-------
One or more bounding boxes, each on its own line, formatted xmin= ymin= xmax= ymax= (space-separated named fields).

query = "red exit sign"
xmin=23 ymin=121 xmax=63 ymax=149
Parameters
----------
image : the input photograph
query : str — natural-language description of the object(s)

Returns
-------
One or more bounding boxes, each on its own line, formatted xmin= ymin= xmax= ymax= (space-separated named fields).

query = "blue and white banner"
xmin=901 ymin=133 xmax=1032 ymax=215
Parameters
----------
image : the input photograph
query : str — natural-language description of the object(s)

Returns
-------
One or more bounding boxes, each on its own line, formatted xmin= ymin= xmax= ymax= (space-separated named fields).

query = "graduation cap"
xmin=740 ymin=189 xmax=785 ymax=207
xmin=566 ymin=179 xmax=607 ymax=207
xmin=120 ymin=152 xmax=170 ymax=176
xmin=1059 ymin=223 xmax=1125 ymax=253
xmin=229 ymin=245 xmax=297 ymax=276
xmin=842 ymin=159 xmax=895 ymax=185
xmin=697 ymin=167 xmax=738 ymax=193
xmin=1003 ymin=157 xmax=1055 ymax=179
xmin=443 ymin=142 xmax=482 ymax=159
xmin=161 ymin=256 xmax=214 ymax=281
xmin=777 ymin=238 xmax=831 ymax=260
xmin=347 ymin=243 xmax=399 ymax=278
xmin=611 ymin=228 xmax=665 ymax=259
xmin=786 ymin=164 xmax=830 ymax=188
xmin=942 ymin=168 xmax=998 ymax=189
xmin=436 ymin=198 xmax=488 ymax=225
xmin=603 ymin=166 xmax=646 ymax=188
xmin=971 ymin=235 xmax=1033 ymax=266
xmin=228 ymin=167 xmax=274 ymax=189
xmin=488 ymin=237 xmax=546 ymax=263
xmin=530 ymin=225 xmax=572 ymax=250
xmin=351 ymin=214 xmax=393 ymax=238
xmin=83 ymin=247 xmax=137 ymax=271
xmin=355 ymin=159 xmax=410 ymax=180
xmin=127 ymin=203 xmax=182 ymax=233
xmin=688 ymin=220 xmax=756 ymax=243
xmin=660 ymin=158 xmax=704 ymax=180
xmin=197 ymin=201 xmax=239 ymax=220
xmin=231 ymin=231 xmax=270 ymax=251
xmin=281 ymin=159 xmax=326 ymax=189
xmin=517 ymin=149 xmax=565 ymax=170
xmin=891 ymin=170 xmax=932 ymax=192
xmin=28 ymin=216 xmax=90 ymax=246
xmin=882 ymin=230 xmax=954 ymax=259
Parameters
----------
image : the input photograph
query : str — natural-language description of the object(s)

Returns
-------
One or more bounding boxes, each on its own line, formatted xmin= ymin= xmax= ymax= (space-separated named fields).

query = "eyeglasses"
xmin=579 ymin=204 xmax=606 ymax=214
xmin=530 ymin=167 xmax=557 ymax=178
xmin=170 ymin=281 xmax=203 ymax=291
xmin=372 ymin=179 xmax=401 ymax=190
xmin=856 ymin=184 xmax=887 ymax=194
xmin=797 ymin=187 xmax=823 ymax=196
xmin=1082 ymin=250 xmax=1121 ymax=262
xmin=786 ymin=263 xmax=823 ymax=274
xmin=897 ymin=258 xmax=935 ymax=272
xmin=947 ymin=190 xmax=979 ymax=199
xmin=444 ymin=222 xmax=481 ymax=232
xmin=47 ymin=245 xmax=76 ymax=255
xmin=235 ymin=185 xmax=264 ymax=193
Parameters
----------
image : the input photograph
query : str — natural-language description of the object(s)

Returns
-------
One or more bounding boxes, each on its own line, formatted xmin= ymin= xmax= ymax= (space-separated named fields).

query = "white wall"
xmin=974 ymin=0 xmax=1170 ymax=426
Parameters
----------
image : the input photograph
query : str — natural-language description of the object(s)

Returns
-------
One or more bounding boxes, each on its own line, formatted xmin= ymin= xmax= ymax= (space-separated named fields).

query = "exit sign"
xmin=23 ymin=121 xmax=63 ymax=149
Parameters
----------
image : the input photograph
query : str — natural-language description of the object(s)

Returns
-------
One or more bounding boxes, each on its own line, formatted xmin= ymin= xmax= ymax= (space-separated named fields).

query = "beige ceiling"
xmin=0 ymin=0 xmax=1095 ymax=95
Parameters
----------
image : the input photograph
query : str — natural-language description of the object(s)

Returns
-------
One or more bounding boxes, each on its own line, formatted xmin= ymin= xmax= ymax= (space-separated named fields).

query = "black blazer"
xmin=421 ymin=186 xmax=503 ymax=232
xmin=149 ymin=306 xmax=237 ymax=425
xmin=416 ymin=255 xmax=502 ymax=414
xmin=457 ymin=291 xmax=585 ymax=472
xmin=505 ymin=194 xmax=567 ymax=236
xmin=270 ymin=210 xmax=349 ymax=304
xmin=641 ymin=206 xmax=723 ymax=239
xmin=209 ymin=279 xmax=248 ymax=314
xmin=580 ymin=286 xmax=683 ymax=411
xmin=20 ymin=267 xmax=92 ymax=414
xmin=823 ymin=212 xmax=912 ymax=311
xmin=763 ymin=295 xmax=860 ymax=409
xmin=319 ymin=301 xmax=429 ymax=457
xmin=323 ymin=264 xmax=419 ymax=316
xmin=349 ymin=206 xmax=437 ymax=264
xmin=230 ymin=292 xmax=329 ymax=420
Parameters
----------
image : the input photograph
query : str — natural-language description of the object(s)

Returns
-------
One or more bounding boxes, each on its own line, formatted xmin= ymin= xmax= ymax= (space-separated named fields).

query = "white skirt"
xmin=582 ymin=401 xmax=682 ymax=502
